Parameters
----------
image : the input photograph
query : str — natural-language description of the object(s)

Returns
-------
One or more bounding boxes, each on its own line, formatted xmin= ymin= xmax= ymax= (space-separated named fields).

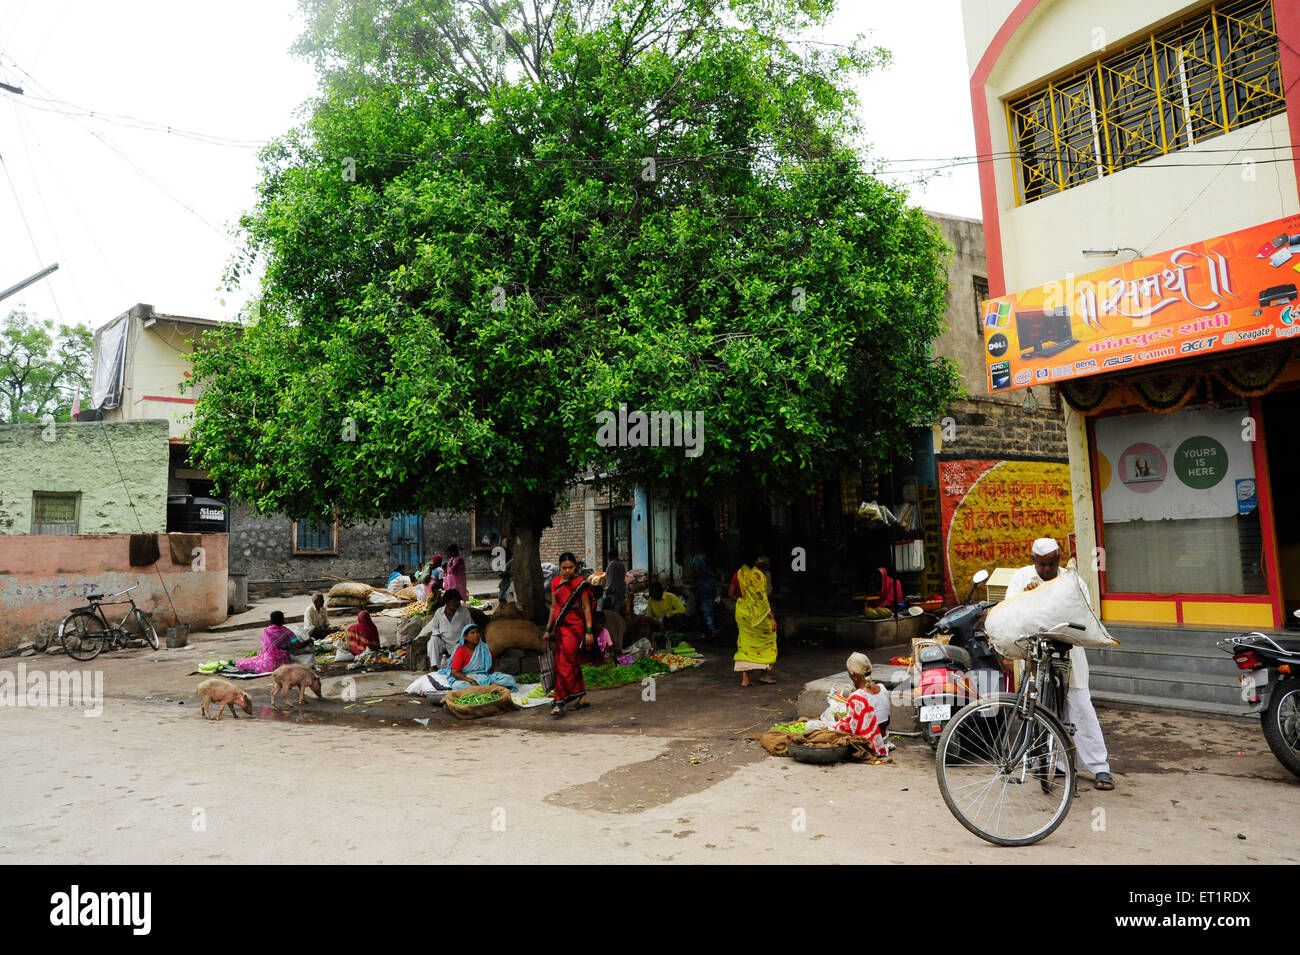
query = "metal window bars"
xmin=1006 ymin=0 xmax=1284 ymax=205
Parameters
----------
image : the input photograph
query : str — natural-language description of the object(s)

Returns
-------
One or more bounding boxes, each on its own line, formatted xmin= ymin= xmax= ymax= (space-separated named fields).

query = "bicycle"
xmin=934 ymin=621 xmax=1085 ymax=847
xmin=58 ymin=585 xmax=160 ymax=661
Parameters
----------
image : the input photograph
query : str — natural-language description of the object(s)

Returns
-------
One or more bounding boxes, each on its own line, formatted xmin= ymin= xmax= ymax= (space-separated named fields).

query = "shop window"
xmin=1008 ymin=0 xmax=1284 ymax=204
xmin=32 ymin=492 xmax=79 ymax=535
xmin=1094 ymin=403 xmax=1265 ymax=595
xmin=292 ymin=519 xmax=337 ymax=555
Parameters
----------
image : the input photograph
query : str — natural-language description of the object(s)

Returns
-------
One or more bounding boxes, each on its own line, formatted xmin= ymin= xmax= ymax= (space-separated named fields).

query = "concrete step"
xmin=1091 ymin=643 xmax=1237 ymax=677
xmin=1089 ymin=663 xmax=1243 ymax=707
xmin=1091 ymin=687 xmax=1256 ymax=721
xmin=1104 ymin=625 xmax=1246 ymax=652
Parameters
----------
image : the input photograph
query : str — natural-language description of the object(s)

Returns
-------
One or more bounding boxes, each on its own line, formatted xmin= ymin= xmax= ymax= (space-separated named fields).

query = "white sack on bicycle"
xmin=985 ymin=568 xmax=1117 ymax=660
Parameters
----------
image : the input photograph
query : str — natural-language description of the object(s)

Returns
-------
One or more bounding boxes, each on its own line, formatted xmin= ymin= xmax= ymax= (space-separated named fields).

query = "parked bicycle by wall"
xmin=58 ymin=586 xmax=160 ymax=661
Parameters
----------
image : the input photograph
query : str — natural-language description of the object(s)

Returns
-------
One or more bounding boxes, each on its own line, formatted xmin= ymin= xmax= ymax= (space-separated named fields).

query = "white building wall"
xmin=965 ymin=0 xmax=1298 ymax=294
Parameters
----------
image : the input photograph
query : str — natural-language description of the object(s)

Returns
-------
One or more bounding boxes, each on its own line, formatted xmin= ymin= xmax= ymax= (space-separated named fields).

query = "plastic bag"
xmin=985 ymin=568 xmax=1117 ymax=660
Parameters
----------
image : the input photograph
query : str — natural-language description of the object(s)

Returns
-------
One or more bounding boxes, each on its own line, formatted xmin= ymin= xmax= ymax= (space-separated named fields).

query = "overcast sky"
xmin=0 ymin=1 xmax=979 ymax=332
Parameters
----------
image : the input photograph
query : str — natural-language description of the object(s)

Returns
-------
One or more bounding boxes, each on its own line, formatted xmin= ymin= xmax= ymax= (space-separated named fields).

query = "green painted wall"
xmin=0 ymin=420 xmax=169 ymax=534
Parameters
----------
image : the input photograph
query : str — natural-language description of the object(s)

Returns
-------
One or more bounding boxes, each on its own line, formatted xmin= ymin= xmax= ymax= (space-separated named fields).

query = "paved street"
xmin=2 ymin=629 xmax=1297 ymax=864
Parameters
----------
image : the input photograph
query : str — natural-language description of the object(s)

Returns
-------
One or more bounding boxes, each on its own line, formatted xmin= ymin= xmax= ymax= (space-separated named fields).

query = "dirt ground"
xmin=2 ymin=622 xmax=1298 ymax=864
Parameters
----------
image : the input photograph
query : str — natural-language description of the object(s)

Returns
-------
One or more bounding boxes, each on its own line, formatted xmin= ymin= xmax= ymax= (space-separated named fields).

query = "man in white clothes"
xmin=418 ymin=588 xmax=473 ymax=669
xmin=1005 ymin=537 xmax=1115 ymax=791
xmin=303 ymin=593 xmax=332 ymax=641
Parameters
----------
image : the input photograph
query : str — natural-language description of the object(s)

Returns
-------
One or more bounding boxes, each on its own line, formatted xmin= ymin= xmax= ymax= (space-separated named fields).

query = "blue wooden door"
xmin=390 ymin=514 xmax=423 ymax=570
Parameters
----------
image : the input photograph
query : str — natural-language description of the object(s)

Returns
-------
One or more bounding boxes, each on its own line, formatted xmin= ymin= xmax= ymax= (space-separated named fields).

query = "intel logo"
xmin=1014 ymin=370 xmax=1033 ymax=385
xmin=1237 ymin=480 xmax=1256 ymax=501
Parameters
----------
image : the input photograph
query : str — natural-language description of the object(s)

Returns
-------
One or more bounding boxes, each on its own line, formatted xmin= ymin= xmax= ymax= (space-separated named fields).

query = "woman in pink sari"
xmin=442 ymin=544 xmax=468 ymax=601
xmin=236 ymin=610 xmax=295 ymax=673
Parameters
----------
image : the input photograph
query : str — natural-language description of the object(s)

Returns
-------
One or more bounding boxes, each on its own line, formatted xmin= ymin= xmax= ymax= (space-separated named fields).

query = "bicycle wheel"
xmin=60 ymin=611 xmax=106 ymax=661
xmin=935 ymin=693 xmax=1076 ymax=847
xmin=129 ymin=609 xmax=160 ymax=650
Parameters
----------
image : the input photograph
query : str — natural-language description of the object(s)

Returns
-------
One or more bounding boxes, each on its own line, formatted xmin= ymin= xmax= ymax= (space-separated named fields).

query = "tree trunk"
xmin=504 ymin=492 xmax=556 ymax=625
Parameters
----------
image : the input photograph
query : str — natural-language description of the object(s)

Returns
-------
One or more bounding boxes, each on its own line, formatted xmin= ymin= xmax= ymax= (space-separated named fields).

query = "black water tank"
xmin=167 ymin=495 xmax=229 ymax=533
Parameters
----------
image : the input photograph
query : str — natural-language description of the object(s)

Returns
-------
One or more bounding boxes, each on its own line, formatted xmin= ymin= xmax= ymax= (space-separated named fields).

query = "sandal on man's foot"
xmin=1095 ymin=772 xmax=1115 ymax=791
xmin=550 ymin=704 xmax=566 ymax=719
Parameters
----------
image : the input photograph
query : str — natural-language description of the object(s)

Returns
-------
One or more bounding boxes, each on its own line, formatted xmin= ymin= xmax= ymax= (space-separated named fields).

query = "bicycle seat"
xmin=86 ymin=594 xmax=104 ymax=601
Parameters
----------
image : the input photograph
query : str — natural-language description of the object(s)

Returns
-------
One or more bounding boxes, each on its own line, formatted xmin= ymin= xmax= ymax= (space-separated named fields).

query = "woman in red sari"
xmin=346 ymin=610 xmax=380 ymax=655
xmin=545 ymin=551 xmax=595 ymax=718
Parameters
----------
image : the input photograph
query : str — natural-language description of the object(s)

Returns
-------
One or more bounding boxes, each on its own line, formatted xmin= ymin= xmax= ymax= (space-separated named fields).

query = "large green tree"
xmin=188 ymin=0 xmax=960 ymax=620
xmin=0 ymin=309 xmax=92 ymax=424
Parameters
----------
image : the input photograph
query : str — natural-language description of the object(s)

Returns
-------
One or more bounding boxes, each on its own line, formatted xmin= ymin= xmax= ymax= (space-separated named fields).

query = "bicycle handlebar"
xmin=103 ymin=585 xmax=138 ymax=600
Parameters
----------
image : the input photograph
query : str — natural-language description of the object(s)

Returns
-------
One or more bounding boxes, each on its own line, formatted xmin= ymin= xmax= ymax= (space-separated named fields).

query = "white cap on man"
xmin=1032 ymin=537 xmax=1060 ymax=557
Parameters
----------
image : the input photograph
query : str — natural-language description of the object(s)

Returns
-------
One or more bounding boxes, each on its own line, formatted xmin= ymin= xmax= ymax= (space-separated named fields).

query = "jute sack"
xmin=327 ymin=595 xmax=369 ymax=608
xmin=985 ymin=568 xmax=1117 ymax=660
xmin=485 ymin=619 xmax=546 ymax=656
xmin=444 ymin=683 xmax=517 ymax=720
xmin=328 ymin=582 xmax=373 ymax=600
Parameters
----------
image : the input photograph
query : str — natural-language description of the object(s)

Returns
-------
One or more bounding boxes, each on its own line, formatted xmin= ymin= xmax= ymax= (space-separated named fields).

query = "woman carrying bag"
xmin=544 ymin=552 xmax=598 ymax=719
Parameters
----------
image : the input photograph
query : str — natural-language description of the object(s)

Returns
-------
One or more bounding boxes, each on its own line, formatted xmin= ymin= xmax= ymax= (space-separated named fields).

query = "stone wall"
xmin=228 ymin=503 xmax=477 ymax=595
xmin=928 ymin=211 xmax=992 ymax=397
xmin=0 ymin=420 xmax=169 ymax=534
xmin=935 ymin=394 xmax=1069 ymax=462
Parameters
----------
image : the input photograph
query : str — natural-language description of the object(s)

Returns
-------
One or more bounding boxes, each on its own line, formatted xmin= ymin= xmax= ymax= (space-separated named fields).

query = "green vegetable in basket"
xmin=455 ymin=692 xmax=500 ymax=706
xmin=771 ymin=721 xmax=807 ymax=735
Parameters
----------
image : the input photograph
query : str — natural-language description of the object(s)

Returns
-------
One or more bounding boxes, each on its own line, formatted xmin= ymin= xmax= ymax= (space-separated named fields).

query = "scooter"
xmin=1218 ymin=612 xmax=1300 ymax=779
xmin=908 ymin=569 xmax=1007 ymax=751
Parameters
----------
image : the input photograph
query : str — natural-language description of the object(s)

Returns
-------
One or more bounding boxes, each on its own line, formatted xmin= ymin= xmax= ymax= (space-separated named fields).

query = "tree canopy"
xmin=187 ymin=0 xmax=961 ymax=617
xmin=0 ymin=309 xmax=92 ymax=424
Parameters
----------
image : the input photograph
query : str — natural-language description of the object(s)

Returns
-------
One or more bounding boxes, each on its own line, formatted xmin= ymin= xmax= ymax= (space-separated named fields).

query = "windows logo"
xmin=985 ymin=301 xmax=1011 ymax=328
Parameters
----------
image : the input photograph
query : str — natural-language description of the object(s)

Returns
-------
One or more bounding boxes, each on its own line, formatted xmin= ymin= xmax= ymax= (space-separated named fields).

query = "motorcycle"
xmin=1218 ymin=613 xmax=1300 ymax=779
xmin=907 ymin=569 xmax=1007 ymax=751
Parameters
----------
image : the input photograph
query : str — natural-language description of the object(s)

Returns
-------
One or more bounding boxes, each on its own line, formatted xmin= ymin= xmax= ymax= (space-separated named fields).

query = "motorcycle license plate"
xmin=920 ymin=704 xmax=952 ymax=722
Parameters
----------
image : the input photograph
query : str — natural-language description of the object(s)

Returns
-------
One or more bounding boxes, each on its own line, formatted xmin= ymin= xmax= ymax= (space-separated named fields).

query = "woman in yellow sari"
xmin=730 ymin=550 xmax=777 ymax=686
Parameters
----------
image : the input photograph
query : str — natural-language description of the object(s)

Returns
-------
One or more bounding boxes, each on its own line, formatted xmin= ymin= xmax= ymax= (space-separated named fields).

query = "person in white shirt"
xmin=1005 ymin=537 xmax=1114 ymax=791
xmin=303 ymin=593 xmax=331 ymax=640
xmin=418 ymin=589 xmax=474 ymax=669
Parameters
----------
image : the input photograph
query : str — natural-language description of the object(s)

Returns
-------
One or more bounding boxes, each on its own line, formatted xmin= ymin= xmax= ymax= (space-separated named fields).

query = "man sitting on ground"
xmin=303 ymin=593 xmax=331 ymax=641
xmin=646 ymin=581 xmax=689 ymax=649
xmin=418 ymin=588 xmax=473 ymax=669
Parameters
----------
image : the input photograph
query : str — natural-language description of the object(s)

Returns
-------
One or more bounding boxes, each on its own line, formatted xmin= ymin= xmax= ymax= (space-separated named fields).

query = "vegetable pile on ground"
xmin=648 ymin=651 xmax=702 ymax=672
xmin=581 ymin=657 xmax=671 ymax=687
xmin=671 ymin=643 xmax=697 ymax=655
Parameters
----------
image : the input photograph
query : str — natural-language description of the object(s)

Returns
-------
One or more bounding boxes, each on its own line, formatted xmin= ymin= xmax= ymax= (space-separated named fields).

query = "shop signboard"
xmin=982 ymin=214 xmax=1300 ymax=392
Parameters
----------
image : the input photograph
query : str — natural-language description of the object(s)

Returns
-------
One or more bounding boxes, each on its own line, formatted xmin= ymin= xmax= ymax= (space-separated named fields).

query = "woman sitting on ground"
xmin=443 ymin=623 xmax=517 ymax=691
xmin=346 ymin=610 xmax=381 ymax=656
xmin=831 ymin=652 xmax=890 ymax=757
xmin=236 ymin=610 xmax=296 ymax=674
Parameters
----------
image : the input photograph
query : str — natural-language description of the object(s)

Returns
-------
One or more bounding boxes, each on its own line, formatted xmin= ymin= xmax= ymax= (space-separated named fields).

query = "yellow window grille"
xmin=1007 ymin=0 xmax=1285 ymax=204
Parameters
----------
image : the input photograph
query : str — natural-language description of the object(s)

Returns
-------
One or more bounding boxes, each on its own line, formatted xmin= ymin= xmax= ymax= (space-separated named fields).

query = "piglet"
xmin=271 ymin=664 xmax=323 ymax=706
xmin=197 ymin=678 xmax=253 ymax=721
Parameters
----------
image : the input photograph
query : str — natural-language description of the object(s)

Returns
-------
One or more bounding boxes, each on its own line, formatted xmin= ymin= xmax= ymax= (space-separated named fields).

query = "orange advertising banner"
xmin=982 ymin=215 xmax=1300 ymax=392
